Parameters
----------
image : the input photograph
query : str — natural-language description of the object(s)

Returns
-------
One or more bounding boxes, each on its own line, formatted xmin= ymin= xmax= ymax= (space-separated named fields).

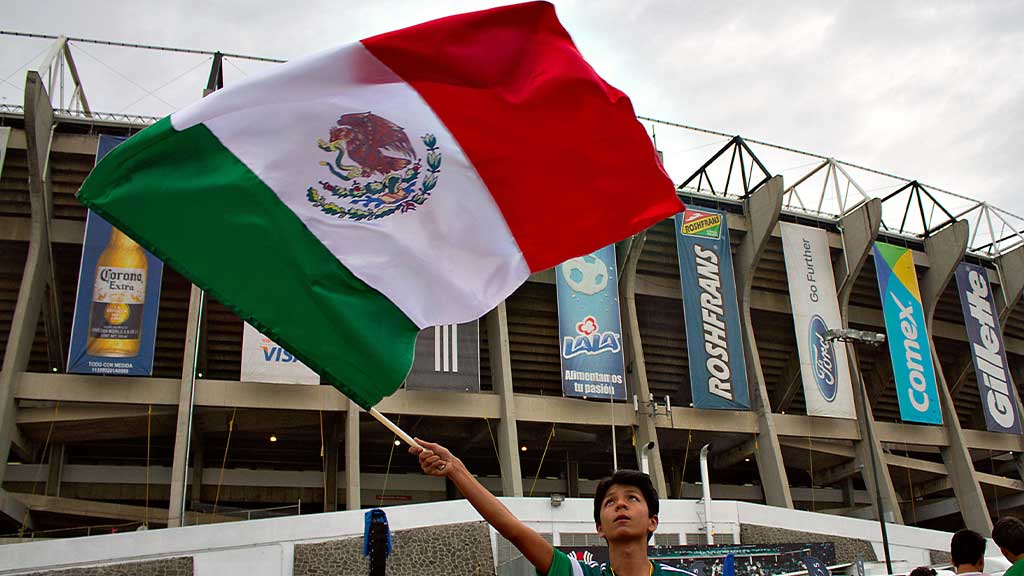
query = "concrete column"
xmin=45 ymin=443 xmax=64 ymax=497
xmin=733 ymin=175 xmax=793 ymax=508
xmin=994 ymin=246 xmax=1024 ymax=476
xmin=344 ymin=399 xmax=361 ymax=510
xmin=324 ymin=412 xmax=339 ymax=512
xmin=190 ymin=431 xmax=203 ymax=511
xmin=920 ymin=220 xmax=992 ymax=535
xmin=167 ymin=285 xmax=204 ymax=528
xmin=565 ymin=456 xmax=579 ymax=498
xmin=0 ymin=72 xmax=54 ymax=524
xmin=835 ymin=199 xmax=904 ymax=524
xmin=487 ymin=302 xmax=523 ymax=496
xmin=620 ymin=231 xmax=668 ymax=497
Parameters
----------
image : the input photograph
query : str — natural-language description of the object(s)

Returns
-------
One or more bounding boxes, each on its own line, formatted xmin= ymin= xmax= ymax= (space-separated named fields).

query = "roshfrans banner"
xmin=67 ymin=135 xmax=164 ymax=375
xmin=955 ymin=262 xmax=1022 ymax=434
xmin=675 ymin=208 xmax=749 ymax=410
xmin=872 ymin=242 xmax=942 ymax=424
xmin=406 ymin=321 xmax=480 ymax=392
xmin=780 ymin=222 xmax=855 ymax=419
xmin=556 ymin=244 xmax=626 ymax=400
xmin=241 ymin=322 xmax=320 ymax=384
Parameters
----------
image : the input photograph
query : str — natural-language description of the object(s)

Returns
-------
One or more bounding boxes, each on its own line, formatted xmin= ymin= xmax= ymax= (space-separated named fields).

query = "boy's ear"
xmin=647 ymin=514 xmax=659 ymax=534
xmin=596 ymin=521 xmax=605 ymax=539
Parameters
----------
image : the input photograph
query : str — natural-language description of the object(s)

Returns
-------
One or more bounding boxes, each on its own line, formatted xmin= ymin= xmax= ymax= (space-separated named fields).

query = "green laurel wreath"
xmin=307 ymin=133 xmax=441 ymax=221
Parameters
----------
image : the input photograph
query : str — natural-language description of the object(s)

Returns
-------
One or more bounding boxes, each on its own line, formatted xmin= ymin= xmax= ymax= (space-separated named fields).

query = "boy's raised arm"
xmin=410 ymin=438 xmax=555 ymax=574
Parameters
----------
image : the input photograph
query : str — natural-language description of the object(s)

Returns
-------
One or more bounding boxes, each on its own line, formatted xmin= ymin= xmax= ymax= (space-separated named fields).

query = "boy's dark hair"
xmin=951 ymin=529 xmax=986 ymax=567
xmin=908 ymin=567 xmax=936 ymax=576
xmin=592 ymin=469 xmax=659 ymax=525
xmin=994 ymin=517 xmax=1024 ymax=556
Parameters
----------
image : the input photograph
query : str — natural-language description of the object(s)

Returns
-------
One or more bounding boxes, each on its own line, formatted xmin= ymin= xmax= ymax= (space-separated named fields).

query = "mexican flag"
xmin=77 ymin=1 xmax=683 ymax=408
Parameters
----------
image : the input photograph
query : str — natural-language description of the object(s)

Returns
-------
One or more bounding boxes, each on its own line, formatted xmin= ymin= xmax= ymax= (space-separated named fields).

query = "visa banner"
xmin=675 ymin=208 xmax=749 ymax=410
xmin=955 ymin=262 xmax=1022 ymax=434
xmin=555 ymin=244 xmax=626 ymax=400
xmin=780 ymin=222 xmax=855 ymax=419
xmin=872 ymin=242 xmax=942 ymax=424
xmin=67 ymin=135 xmax=164 ymax=376
xmin=241 ymin=322 xmax=319 ymax=384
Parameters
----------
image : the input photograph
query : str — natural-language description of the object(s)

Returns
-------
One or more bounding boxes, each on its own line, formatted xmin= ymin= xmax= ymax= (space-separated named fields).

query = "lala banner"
xmin=780 ymin=222 xmax=855 ymax=419
xmin=555 ymin=244 xmax=626 ymax=400
xmin=406 ymin=321 xmax=480 ymax=392
xmin=67 ymin=135 xmax=164 ymax=375
xmin=955 ymin=262 xmax=1022 ymax=434
xmin=241 ymin=322 xmax=320 ymax=384
xmin=873 ymin=242 xmax=942 ymax=424
xmin=675 ymin=208 xmax=749 ymax=410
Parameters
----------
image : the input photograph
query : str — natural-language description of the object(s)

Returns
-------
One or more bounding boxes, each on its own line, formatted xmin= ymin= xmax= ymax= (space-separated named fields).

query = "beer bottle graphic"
xmin=86 ymin=227 xmax=148 ymax=357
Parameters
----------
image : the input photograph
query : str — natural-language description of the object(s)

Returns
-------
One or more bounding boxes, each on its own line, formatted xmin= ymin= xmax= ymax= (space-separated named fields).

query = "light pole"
xmin=824 ymin=328 xmax=892 ymax=575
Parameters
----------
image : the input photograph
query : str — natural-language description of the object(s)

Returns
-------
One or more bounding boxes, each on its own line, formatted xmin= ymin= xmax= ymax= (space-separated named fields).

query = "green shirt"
xmin=1005 ymin=558 xmax=1024 ymax=576
xmin=544 ymin=549 xmax=691 ymax=576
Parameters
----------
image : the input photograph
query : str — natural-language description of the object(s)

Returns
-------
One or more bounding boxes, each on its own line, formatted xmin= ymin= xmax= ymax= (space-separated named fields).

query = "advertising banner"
xmin=67 ymin=135 xmax=164 ymax=375
xmin=556 ymin=543 xmax=837 ymax=576
xmin=555 ymin=244 xmax=626 ymax=400
xmin=872 ymin=242 xmax=942 ymax=424
xmin=241 ymin=322 xmax=320 ymax=384
xmin=780 ymin=222 xmax=855 ymax=419
xmin=675 ymin=208 xmax=749 ymax=410
xmin=406 ymin=321 xmax=480 ymax=392
xmin=955 ymin=261 xmax=1022 ymax=434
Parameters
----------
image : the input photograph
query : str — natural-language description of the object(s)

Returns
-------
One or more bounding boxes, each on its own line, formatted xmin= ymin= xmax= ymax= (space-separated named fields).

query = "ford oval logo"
xmin=809 ymin=315 xmax=838 ymax=402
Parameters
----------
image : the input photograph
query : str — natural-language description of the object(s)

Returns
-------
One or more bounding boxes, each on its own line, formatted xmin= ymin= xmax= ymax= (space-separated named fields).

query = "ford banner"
xmin=955 ymin=262 xmax=1022 ymax=434
xmin=780 ymin=222 xmax=855 ymax=419
xmin=675 ymin=208 xmax=750 ymax=410
xmin=555 ymin=244 xmax=626 ymax=400
xmin=872 ymin=242 xmax=942 ymax=425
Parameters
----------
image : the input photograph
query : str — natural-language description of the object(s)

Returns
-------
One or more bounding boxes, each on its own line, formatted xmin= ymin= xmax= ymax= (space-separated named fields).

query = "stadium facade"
xmin=2 ymin=43 xmax=1024 ymax=548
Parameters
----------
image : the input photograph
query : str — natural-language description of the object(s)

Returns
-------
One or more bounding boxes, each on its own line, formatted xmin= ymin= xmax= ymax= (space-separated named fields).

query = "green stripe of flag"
xmin=78 ymin=117 xmax=419 ymax=408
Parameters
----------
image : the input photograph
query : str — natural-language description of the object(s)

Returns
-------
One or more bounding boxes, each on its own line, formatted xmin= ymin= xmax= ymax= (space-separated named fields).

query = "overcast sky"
xmin=2 ymin=1 xmax=1022 ymax=239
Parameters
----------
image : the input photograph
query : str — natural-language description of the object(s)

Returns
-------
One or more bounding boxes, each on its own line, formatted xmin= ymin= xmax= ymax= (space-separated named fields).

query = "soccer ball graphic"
xmin=562 ymin=254 xmax=609 ymax=295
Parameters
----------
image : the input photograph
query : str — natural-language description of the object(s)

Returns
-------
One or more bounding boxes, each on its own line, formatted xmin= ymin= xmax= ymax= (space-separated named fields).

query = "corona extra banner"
xmin=955 ymin=262 xmax=1022 ymax=434
xmin=406 ymin=321 xmax=480 ymax=392
xmin=67 ymin=136 xmax=164 ymax=375
xmin=555 ymin=244 xmax=626 ymax=400
xmin=780 ymin=222 xmax=855 ymax=419
xmin=872 ymin=242 xmax=942 ymax=424
xmin=675 ymin=208 xmax=749 ymax=410
xmin=241 ymin=322 xmax=320 ymax=384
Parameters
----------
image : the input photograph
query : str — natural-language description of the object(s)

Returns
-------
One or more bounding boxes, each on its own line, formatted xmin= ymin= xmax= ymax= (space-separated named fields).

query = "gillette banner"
xmin=556 ymin=244 xmax=626 ymax=400
xmin=955 ymin=262 xmax=1022 ymax=434
xmin=873 ymin=242 xmax=942 ymax=424
xmin=675 ymin=208 xmax=749 ymax=410
xmin=780 ymin=223 xmax=855 ymax=419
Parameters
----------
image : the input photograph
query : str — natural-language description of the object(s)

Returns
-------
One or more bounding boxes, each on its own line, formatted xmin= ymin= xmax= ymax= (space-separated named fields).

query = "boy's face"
xmin=596 ymin=483 xmax=658 ymax=542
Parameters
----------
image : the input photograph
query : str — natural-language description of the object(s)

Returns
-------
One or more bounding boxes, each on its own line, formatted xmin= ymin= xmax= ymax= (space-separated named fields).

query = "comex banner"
xmin=675 ymin=208 xmax=749 ymax=410
xmin=241 ymin=322 xmax=320 ymax=384
xmin=780 ymin=222 xmax=855 ymax=419
xmin=955 ymin=262 xmax=1022 ymax=434
xmin=67 ymin=135 xmax=164 ymax=376
xmin=406 ymin=321 xmax=480 ymax=392
xmin=872 ymin=242 xmax=941 ymax=424
xmin=556 ymin=244 xmax=626 ymax=400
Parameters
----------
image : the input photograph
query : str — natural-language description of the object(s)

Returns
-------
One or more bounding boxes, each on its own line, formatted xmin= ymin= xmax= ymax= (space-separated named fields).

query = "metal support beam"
xmin=734 ymin=175 xmax=793 ymax=508
xmin=620 ymin=231 xmax=667 ymax=497
xmin=487 ymin=302 xmax=523 ymax=496
xmin=344 ymin=399 xmax=360 ymax=510
xmin=0 ymin=72 xmax=56 ymax=526
xmin=921 ymin=220 xmax=992 ymax=535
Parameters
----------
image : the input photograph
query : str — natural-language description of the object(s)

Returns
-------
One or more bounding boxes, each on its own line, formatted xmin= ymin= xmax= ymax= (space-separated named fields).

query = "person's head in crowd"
xmin=994 ymin=516 xmax=1024 ymax=563
xmin=951 ymin=529 xmax=986 ymax=573
xmin=909 ymin=566 xmax=937 ymax=576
